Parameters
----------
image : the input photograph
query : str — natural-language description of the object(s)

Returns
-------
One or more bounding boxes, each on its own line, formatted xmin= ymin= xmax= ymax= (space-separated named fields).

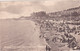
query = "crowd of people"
xmin=38 ymin=20 xmax=80 ymax=51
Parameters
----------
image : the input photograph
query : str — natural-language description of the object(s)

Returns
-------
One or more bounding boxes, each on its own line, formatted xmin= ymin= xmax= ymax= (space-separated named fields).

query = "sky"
xmin=0 ymin=0 xmax=80 ymax=19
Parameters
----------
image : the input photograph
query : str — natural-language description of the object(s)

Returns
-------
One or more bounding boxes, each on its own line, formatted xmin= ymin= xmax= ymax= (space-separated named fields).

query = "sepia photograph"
xmin=0 ymin=0 xmax=80 ymax=51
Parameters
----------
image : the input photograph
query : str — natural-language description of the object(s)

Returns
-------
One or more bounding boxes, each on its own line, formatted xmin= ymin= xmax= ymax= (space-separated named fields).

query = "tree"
xmin=31 ymin=11 xmax=49 ymax=19
xmin=71 ymin=12 xmax=80 ymax=16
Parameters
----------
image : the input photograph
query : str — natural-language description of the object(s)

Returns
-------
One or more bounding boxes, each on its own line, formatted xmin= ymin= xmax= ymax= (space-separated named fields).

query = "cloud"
xmin=0 ymin=12 xmax=19 ymax=19
xmin=0 ymin=2 xmax=32 ymax=14
xmin=0 ymin=0 xmax=80 ymax=19
xmin=42 ymin=0 xmax=62 ymax=6
xmin=41 ymin=0 xmax=80 ymax=12
xmin=0 ymin=1 xmax=44 ymax=19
